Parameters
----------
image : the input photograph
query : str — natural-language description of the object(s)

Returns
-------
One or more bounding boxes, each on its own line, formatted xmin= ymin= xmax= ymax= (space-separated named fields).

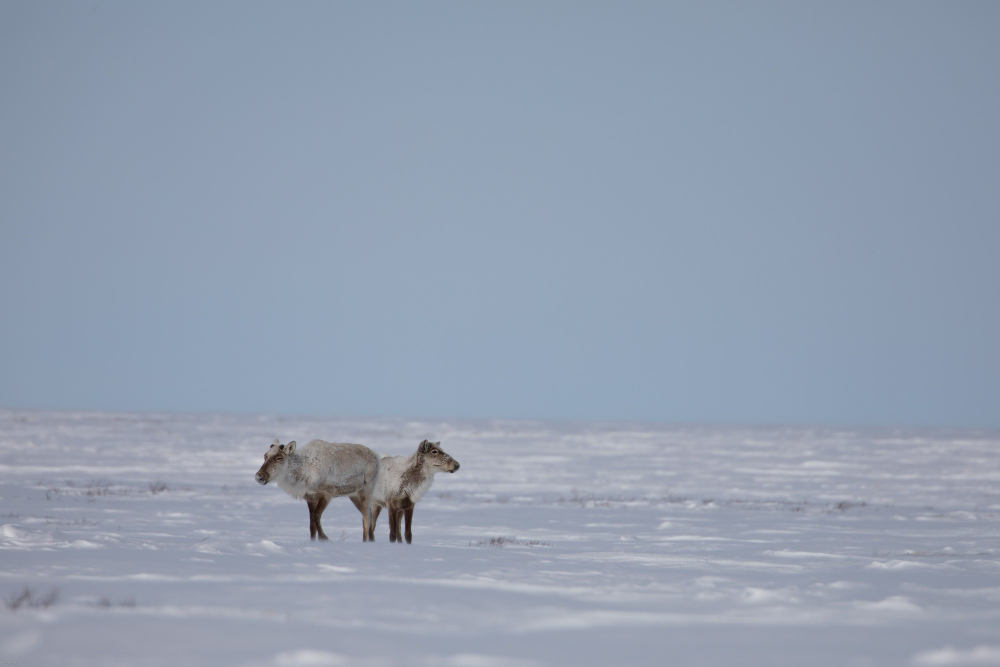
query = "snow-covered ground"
xmin=1 ymin=410 xmax=999 ymax=666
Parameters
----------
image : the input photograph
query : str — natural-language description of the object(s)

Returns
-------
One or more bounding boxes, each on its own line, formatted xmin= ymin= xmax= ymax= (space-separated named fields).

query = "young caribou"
xmin=255 ymin=439 xmax=380 ymax=541
xmin=370 ymin=439 xmax=460 ymax=543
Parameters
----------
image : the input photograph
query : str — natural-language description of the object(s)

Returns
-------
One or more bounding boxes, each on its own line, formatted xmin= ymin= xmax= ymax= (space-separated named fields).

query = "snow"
xmin=1 ymin=410 xmax=999 ymax=666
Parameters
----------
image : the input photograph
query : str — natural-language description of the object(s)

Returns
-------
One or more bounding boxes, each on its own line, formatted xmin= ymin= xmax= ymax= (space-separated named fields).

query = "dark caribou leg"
xmin=359 ymin=493 xmax=371 ymax=542
xmin=404 ymin=507 xmax=414 ymax=544
xmin=365 ymin=502 xmax=375 ymax=542
xmin=313 ymin=495 xmax=330 ymax=541
xmin=387 ymin=507 xmax=398 ymax=542
xmin=393 ymin=509 xmax=405 ymax=544
xmin=370 ymin=505 xmax=382 ymax=541
xmin=350 ymin=495 xmax=374 ymax=542
xmin=305 ymin=496 xmax=318 ymax=540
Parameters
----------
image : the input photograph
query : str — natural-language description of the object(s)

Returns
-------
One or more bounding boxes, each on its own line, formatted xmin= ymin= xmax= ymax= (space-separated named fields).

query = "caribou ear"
xmin=285 ymin=441 xmax=296 ymax=454
xmin=419 ymin=440 xmax=432 ymax=453
xmin=271 ymin=439 xmax=281 ymax=447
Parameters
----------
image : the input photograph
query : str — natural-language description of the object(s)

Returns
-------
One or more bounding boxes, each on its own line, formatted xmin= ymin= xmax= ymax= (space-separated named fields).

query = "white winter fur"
xmin=255 ymin=439 xmax=380 ymax=542
xmin=374 ymin=456 xmax=436 ymax=505
xmin=371 ymin=440 xmax=460 ymax=543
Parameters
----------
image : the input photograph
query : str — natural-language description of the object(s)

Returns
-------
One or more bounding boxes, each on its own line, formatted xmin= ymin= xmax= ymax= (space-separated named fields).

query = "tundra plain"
xmin=1 ymin=410 xmax=999 ymax=666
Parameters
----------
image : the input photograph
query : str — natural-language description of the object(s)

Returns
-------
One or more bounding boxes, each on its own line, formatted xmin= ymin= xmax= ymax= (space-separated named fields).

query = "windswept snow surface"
xmin=1 ymin=411 xmax=999 ymax=666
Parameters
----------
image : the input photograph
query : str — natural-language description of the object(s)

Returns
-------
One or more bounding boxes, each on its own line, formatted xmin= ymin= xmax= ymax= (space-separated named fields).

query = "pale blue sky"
xmin=2 ymin=2 xmax=998 ymax=427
